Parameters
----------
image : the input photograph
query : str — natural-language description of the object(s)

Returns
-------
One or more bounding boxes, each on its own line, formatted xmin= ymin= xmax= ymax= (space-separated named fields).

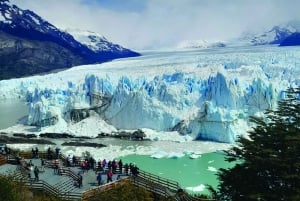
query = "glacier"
xmin=0 ymin=45 xmax=299 ymax=143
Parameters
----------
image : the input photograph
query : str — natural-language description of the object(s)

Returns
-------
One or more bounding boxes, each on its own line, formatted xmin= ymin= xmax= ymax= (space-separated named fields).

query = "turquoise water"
xmin=120 ymin=152 xmax=235 ymax=194
xmin=0 ymin=99 xmax=28 ymax=129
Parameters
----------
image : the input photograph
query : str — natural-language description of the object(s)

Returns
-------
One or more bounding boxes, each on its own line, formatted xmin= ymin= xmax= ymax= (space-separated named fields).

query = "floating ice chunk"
xmin=151 ymin=150 xmax=168 ymax=159
xmin=167 ymin=152 xmax=185 ymax=159
xmin=189 ymin=153 xmax=202 ymax=159
xmin=186 ymin=184 xmax=206 ymax=192
xmin=207 ymin=166 xmax=218 ymax=172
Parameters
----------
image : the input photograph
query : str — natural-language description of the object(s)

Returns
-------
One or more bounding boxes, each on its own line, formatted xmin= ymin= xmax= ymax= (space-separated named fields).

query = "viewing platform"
xmin=0 ymin=150 xmax=215 ymax=201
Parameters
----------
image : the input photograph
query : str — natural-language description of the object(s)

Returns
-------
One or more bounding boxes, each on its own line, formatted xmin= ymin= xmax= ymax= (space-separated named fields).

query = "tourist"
xmin=73 ymin=155 xmax=77 ymax=166
xmin=106 ymin=170 xmax=113 ymax=183
xmin=124 ymin=163 xmax=129 ymax=175
xmin=96 ymin=172 xmax=102 ymax=185
xmin=47 ymin=147 xmax=52 ymax=160
xmin=34 ymin=166 xmax=39 ymax=181
xmin=90 ymin=157 xmax=95 ymax=170
xmin=54 ymin=159 xmax=59 ymax=174
xmin=31 ymin=148 xmax=35 ymax=158
xmin=112 ymin=159 xmax=117 ymax=173
xmin=67 ymin=155 xmax=71 ymax=167
xmin=35 ymin=147 xmax=39 ymax=158
xmin=78 ymin=174 xmax=83 ymax=188
xmin=107 ymin=160 xmax=112 ymax=171
xmin=55 ymin=147 xmax=60 ymax=159
xmin=118 ymin=159 xmax=123 ymax=174
xmin=132 ymin=165 xmax=139 ymax=176
xmin=96 ymin=160 xmax=102 ymax=172
xmin=40 ymin=158 xmax=45 ymax=172
xmin=102 ymin=159 xmax=107 ymax=169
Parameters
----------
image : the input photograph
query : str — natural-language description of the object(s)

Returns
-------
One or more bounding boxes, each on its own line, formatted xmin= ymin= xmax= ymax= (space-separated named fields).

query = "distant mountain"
xmin=66 ymin=29 xmax=138 ymax=58
xmin=176 ymin=40 xmax=226 ymax=49
xmin=0 ymin=0 xmax=139 ymax=80
xmin=239 ymin=20 xmax=300 ymax=45
xmin=280 ymin=32 xmax=300 ymax=46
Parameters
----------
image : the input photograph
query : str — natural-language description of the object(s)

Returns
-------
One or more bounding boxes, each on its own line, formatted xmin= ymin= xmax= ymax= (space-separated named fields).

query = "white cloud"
xmin=10 ymin=0 xmax=300 ymax=50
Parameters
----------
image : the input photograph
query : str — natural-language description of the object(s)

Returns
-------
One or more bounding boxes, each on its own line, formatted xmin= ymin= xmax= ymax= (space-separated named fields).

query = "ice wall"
xmin=0 ymin=46 xmax=299 ymax=143
xmin=27 ymin=69 xmax=276 ymax=142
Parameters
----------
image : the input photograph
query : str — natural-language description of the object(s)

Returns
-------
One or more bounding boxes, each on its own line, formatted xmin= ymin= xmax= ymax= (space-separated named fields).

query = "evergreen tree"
xmin=216 ymin=87 xmax=300 ymax=201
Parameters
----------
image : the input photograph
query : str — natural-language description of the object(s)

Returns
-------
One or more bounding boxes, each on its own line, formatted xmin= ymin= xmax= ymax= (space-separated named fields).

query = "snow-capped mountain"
xmin=0 ymin=0 xmax=139 ymax=80
xmin=239 ymin=20 xmax=300 ymax=45
xmin=67 ymin=29 xmax=130 ymax=53
xmin=176 ymin=40 xmax=226 ymax=49
xmin=0 ymin=45 xmax=299 ymax=143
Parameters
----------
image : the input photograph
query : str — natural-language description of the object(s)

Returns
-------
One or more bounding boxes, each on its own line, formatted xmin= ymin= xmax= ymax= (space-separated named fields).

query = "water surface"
xmin=0 ymin=99 xmax=28 ymax=129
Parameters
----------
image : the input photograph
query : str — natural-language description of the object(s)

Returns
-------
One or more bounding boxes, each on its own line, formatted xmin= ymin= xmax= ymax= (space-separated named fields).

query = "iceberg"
xmin=0 ymin=45 xmax=299 ymax=143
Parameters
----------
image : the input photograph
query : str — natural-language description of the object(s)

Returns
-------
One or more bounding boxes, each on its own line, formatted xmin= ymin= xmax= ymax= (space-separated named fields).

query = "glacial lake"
xmin=0 ymin=99 xmax=28 ymax=130
xmin=120 ymin=152 xmax=234 ymax=194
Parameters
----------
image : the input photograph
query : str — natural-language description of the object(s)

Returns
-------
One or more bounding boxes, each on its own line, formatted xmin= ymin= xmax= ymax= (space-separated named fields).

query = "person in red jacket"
xmin=107 ymin=170 xmax=113 ymax=183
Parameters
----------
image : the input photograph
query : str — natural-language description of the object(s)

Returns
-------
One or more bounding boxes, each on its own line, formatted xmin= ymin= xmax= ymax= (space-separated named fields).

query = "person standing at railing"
xmin=78 ymin=174 xmax=83 ymax=188
xmin=35 ymin=147 xmax=39 ymax=159
xmin=67 ymin=155 xmax=71 ymax=167
xmin=55 ymin=147 xmax=60 ymax=159
xmin=102 ymin=159 xmax=107 ymax=169
xmin=107 ymin=170 xmax=113 ymax=183
xmin=32 ymin=148 xmax=35 ymax=158
xmin=34 ymin=166 xmax=39 ymax=181
xmin=40 ymin=158 xmax=45 ymax=172
xmin=47 ymin=147 xmax=52 ymax=160
xmin=118 ymin=159 xmax=123 ymax=174
xmin=54 ymin=159 xmax=59 ymax=175
xmin=72 ymin=155 xmax=77 ymax=166
xmin=97 ymin=172 xmax=102 ymax=185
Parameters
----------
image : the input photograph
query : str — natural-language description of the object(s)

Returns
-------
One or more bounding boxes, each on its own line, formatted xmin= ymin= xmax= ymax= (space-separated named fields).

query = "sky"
xmin=10 ymin=0 xmax=300 ymax=50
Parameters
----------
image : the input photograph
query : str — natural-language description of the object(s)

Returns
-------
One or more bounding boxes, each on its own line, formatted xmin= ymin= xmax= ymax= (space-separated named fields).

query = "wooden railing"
xmin=25 ymin=179 xmax=82 ymax=200
xmin=59 ymin=167 xmax=80 ymax=181
xmin=131 ymin=170 xmax=179 ymax=197
xmin=81 ymin=178 xmax=130 ymax=201
xmin=131 ymin=170 xmax=216 ymax=201
xmin=0 ymin=154 xmax=7 ymax=166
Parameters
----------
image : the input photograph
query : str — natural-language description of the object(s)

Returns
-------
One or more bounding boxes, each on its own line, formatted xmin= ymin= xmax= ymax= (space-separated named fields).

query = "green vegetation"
xmin=0 ymin=175 xmax=22 ymax=201
xmin=0 ymin=175 xmax=63 ymax=201
xmin=89 ymin=182 xmax=175 ymax=201
xmin=213 ymin=87 xmax=300 ymax=201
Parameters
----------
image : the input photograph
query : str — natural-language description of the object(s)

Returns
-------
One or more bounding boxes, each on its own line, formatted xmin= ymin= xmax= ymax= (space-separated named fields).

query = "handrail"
xmin=132 ymin=170 xmax=216 ymax=201
xmin=59 ymin=167 xmax=80 ymax=181
xmin=81 ymin=178 xmax=130 ymax=201
xmin=0 ymin=154 xmax=7 ymax=165
xmin=137 ymin=169 xmax=180 ymax=192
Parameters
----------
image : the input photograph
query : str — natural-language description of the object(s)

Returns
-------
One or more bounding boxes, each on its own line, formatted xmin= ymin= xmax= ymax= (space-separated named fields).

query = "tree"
xmin=0 ymin=175 xmax=21 ymax=201
xmin=215 ymin=87 xmax=300 ymax=201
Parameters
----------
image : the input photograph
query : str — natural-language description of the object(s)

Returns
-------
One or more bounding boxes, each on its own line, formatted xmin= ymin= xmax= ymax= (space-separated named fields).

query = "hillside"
xmin=0 ymin=0 xmax=139 ymax=80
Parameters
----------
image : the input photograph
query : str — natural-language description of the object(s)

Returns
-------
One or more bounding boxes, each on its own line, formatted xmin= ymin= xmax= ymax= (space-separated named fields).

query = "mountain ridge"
xmin=239 ymin=20 xmax=300 ymax=45
xmin=0 ymin=0 xmax=140 ymax=80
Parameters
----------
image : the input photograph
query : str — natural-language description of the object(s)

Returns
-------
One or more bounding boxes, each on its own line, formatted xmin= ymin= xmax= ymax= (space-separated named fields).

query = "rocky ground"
xmin=0 ymin=129 xmax=147 ymax=147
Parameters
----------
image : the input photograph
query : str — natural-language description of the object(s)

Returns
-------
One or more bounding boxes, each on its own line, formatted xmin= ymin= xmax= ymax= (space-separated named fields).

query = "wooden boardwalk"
xmin=0 ymin=150 xmax=215 ymax=201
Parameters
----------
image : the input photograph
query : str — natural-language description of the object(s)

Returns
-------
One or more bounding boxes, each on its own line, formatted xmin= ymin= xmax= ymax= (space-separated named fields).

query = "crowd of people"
xmin=1 ymin=145 xmax=140 ymax=189
xmin=77 ymin=157 xmax=140 ymax=187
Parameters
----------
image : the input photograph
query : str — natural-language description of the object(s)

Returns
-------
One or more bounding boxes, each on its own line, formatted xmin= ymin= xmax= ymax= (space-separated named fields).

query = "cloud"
xmin=10 ymin=0 xmax=300 ymax=50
